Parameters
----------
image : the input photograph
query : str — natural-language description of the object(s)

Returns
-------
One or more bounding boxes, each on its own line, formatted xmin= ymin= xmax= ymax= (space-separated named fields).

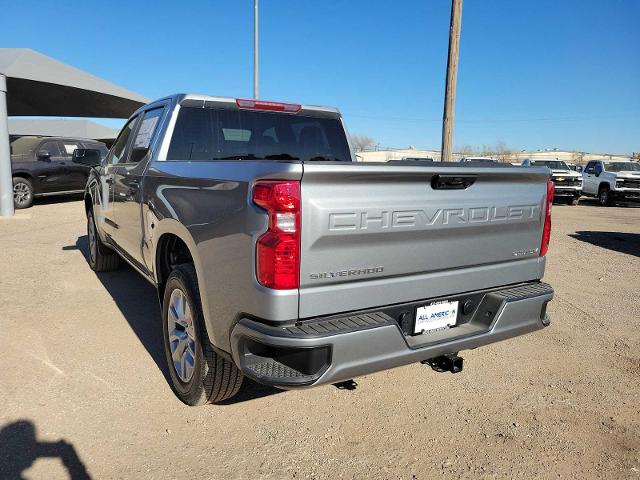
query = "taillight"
xmin=540 ymin=180 xmax=554 ymax=256
xmin=236 ymin=98 xmax=301 ymax=113
xmin=253 ymin=180 xmax=301 ymax=289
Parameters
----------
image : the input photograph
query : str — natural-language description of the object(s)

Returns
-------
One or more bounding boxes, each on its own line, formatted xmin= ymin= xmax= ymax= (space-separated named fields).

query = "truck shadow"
xmin=0 ymin=420 xmax=91 ymax=480
xmin=569 ymin=231 xmax=640 ymax=258
xmin=33 ymin=194 xmax=85 ymax=207
xmin=577 ymin=198 xmax=640 ymax=208
xmin=65 ymin=236 xmax=281 ymax=404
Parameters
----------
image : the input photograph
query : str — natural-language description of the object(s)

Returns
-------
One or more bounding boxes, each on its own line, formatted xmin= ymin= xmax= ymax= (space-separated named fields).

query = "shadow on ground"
xmin=0 ymin=420 xmax=91 ymax=480
xmin=62 ymin=235 xmax=280 ymax=404
xmin=576 ymin=198 xmax=640 ymax=208
xmin=569 ymin=231 xmax=640 ymax=258
xmin=33 ymin=193 xmax=84 ymax=207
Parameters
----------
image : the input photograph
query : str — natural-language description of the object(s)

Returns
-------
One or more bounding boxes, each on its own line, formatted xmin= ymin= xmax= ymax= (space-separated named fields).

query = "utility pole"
xmin=254 ymin=0 xmax=259 ymax=99
xmin=441 ymin=0 xmax=463 ymax=162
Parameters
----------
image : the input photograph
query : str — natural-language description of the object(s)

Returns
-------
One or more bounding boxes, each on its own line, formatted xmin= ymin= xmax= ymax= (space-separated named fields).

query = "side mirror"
xmin=72 ymin=148 xmax=101 ymax=167
xmin=129 ymin=147 xmax=150 ymax=164
xmin=36 ymin=150 xmax=51 ymax=161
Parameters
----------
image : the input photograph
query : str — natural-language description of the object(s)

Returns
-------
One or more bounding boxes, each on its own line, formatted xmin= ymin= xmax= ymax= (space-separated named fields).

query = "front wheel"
xmin=162 ymin=264 xmax=243 ymax=406
xmin=598 ymin=187 xmax=612 ymax=207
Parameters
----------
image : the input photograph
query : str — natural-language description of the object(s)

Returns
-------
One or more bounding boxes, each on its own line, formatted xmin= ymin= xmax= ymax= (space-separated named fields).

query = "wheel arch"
xmin=12 ymin=171 xmax=34 ymax=181
xmin=152 ymin=221 xmax=202 ymax=297
xmin=598 ymin=181 xmax=611 ymax=192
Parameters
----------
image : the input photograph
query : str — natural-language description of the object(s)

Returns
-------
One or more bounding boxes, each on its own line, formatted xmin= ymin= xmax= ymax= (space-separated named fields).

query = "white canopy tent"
xmin=0 ymin=48 xmax=149 ymax=216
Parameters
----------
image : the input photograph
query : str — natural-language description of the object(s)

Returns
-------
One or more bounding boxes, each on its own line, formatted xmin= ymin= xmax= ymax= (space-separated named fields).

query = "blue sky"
xmin=1 ymin=0 xmax=639 ymax=154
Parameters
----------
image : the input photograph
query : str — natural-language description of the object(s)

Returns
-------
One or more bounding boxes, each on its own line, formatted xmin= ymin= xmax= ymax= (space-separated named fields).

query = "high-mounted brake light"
xmin=540 ymin=180 xmax=554 ymax=257
xmin=236 ymin=98 xmax=301 ymax=113
xmin=253 ymin=180 xmax=301 ymax=290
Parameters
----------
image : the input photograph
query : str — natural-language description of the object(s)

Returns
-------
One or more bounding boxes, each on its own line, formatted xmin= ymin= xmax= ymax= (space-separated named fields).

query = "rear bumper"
xmin=230 ymin=282 xmax=553 ymax=389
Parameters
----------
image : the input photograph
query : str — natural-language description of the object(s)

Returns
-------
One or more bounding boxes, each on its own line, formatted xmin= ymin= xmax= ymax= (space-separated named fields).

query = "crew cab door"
xmin=100 ymin=116 xmax=139 ymax=240
xmin=111 ymin=106 xmax=166 ymax=268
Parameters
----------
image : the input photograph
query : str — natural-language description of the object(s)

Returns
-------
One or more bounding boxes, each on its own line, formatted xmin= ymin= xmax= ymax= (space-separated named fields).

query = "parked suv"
xmin=77 ymin=94 xmax=555 ymax=406
xmin=521 ymin=159 xmax=582 ymax=205
xmin=582 ymin=160 xmax=640 ymax=206
xmin=10 ymin=135 xmax=109 ymax=208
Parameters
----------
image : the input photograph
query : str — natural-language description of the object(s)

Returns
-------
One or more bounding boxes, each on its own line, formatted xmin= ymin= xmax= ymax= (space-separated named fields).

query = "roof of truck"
xmin=137 ymin=93 xmax=341 ymax=117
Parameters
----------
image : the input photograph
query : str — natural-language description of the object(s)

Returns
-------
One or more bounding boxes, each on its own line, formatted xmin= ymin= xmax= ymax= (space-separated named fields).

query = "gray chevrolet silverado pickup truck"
xmin=75 ymin=94 xmax=555 ymax=406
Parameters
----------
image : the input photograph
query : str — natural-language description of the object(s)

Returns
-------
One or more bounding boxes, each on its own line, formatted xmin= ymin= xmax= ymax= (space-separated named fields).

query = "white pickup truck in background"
xmin=522 ymin=159 xmax=583 ymax=205
xmin=581 ymin=160 xmax=640 ymax=206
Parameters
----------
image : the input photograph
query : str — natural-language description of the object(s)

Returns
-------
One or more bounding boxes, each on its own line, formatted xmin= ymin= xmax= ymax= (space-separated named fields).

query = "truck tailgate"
xmin=298 ymin=163 xmax=550 ymax=318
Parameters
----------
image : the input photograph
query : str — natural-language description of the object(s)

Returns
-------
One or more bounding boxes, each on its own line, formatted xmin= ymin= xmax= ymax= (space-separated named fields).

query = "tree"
xmin=571 ymin=151 xmax=585 ymax=164
xmin=350 ymin=135 xmax=376 ymax=152
xmin=455 ymin=144 xmax=475 ymax=156
xmin=479 ymin=141 xmax=519 ymax=163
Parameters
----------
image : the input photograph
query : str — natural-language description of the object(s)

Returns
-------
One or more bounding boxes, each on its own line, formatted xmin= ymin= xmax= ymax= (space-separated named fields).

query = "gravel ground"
xmin=0 ymin=197 xmax=638 ymax=479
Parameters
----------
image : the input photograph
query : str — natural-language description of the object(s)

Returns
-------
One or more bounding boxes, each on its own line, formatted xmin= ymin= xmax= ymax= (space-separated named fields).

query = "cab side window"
xmin=594 ymin=162 xmax=603 ymax=175
xmin=584 ymin=162 xmax=595 ymax=174
xmin=108 ymin=117 xmax=137 ymax=165
xmin=132 ymin=108 xmax=164 ymax=151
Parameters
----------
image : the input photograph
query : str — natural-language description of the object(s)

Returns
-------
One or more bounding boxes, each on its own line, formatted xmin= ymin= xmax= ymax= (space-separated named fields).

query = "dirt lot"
xmin=0 ymin=197 xmax=638 ymax=479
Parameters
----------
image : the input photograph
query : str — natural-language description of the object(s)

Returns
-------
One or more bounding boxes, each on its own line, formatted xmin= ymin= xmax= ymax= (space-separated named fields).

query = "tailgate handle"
xmin=431 ymin=174 xmax=476 ymax=190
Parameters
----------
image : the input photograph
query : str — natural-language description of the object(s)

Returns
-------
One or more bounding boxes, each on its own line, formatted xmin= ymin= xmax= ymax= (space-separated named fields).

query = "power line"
xmin=343 ymin=112 xmax=639 ymax=124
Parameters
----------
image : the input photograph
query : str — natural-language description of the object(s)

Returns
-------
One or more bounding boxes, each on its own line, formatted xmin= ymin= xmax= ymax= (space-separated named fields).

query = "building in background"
xmin=355 ymin=148 xmax=630 ymax=164
xmin=9 ymin=118 xmax=119 ymax=147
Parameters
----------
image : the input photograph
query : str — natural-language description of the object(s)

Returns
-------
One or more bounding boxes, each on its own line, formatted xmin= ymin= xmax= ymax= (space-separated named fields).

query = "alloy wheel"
xmin=13 ymin=182 xmax=31 ymax=207
xmin=88 ymin=216 xmax=97 ymax=264
xmin=167 ymin=288 xmax=197 ymax=383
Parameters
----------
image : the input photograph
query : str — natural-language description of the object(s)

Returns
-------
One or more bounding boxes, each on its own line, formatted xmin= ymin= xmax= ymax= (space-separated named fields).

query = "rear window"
xmin=167 ymin=107 xmax=352 ymax=162
xmin=9 ymin=136 xmax=39 ymax=161
xmin=533 ymin=161 xmax=569 ymax=170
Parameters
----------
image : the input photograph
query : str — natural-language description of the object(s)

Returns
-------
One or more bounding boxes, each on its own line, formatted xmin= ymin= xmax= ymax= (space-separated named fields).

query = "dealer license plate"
xmin=414 ymin=300 xmax=459 ymax=334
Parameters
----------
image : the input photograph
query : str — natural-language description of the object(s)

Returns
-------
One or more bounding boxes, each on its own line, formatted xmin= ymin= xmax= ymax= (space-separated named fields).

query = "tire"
xmin=87 ymin=210 xmax=120 ymax=272
xmin=598 ymin=186 xmax=612 ymax=207
xmin=13 ymin=177 xmax=34 ymax=209
xmin=162 ymin=264 xmax=243 ymax=406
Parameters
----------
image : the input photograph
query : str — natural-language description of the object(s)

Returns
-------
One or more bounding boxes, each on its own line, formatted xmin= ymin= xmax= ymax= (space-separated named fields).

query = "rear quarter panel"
xmin=143 ymin=160 xmax=303 ymax=351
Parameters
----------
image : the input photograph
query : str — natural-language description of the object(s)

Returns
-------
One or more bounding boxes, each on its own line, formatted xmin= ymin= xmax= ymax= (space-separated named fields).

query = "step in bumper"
xmin=230 ymin=282 xmax=553 ymax=389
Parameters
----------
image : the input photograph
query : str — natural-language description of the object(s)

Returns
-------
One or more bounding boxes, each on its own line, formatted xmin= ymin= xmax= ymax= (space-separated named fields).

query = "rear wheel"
xmin=162 ymin=264 xmax=243 ymax=406
xmin=598 ymin=186 xmax=612 ymax=207
xmin=87 ymin=210 xmax=120 ymax=271
xmin=13 ymin=177 xmax=34 ymax=209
